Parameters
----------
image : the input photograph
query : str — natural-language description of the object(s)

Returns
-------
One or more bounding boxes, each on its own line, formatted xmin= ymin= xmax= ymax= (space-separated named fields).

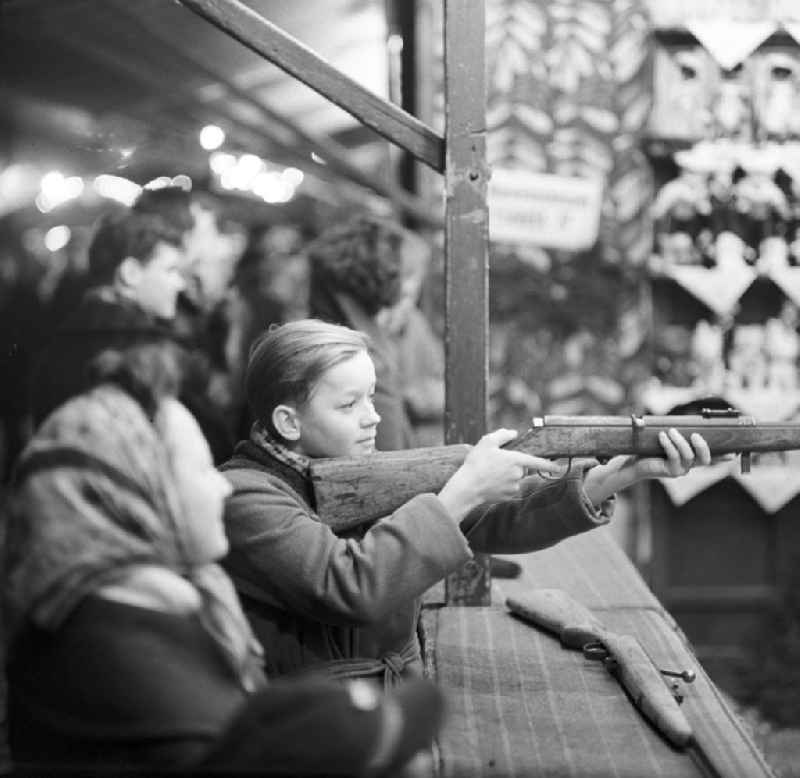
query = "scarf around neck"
xmin=249 ymin=420 xmax=311 ymax=477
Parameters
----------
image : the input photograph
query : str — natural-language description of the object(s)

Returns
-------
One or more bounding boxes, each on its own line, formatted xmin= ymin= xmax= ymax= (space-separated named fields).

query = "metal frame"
xmin=178 ymin=0 xmax=491 ymax=605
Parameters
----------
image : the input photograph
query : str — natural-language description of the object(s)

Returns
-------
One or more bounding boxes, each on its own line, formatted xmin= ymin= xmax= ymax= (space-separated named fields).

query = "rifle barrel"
xmin=309 ymin=417 xmax=800 ymax=529
xmin=512 ymin=416 xmax=800 ymax=460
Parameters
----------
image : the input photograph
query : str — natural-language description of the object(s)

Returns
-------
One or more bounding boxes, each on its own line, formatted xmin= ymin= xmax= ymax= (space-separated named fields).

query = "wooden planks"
xmin=442 ymin=0 xmax=491 ymax=605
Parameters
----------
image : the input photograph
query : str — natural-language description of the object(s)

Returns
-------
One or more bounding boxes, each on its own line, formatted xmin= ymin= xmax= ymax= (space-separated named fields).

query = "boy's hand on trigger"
xmin=437 ymin=429 xmax=561 ymax=523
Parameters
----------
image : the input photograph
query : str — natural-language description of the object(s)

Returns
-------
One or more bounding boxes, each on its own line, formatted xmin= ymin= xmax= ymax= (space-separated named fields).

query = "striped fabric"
xmin=421 ymin=529 xmax=774 ymax=777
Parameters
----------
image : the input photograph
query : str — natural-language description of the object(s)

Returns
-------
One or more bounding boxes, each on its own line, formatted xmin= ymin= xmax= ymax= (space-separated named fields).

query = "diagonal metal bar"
xmin=43 ymin=27 xmax=402 ymax=213
xmin=113 ymin=0 xmax=441 ymax=226
xmin=177 ymin=0 xmax=445 ymax=172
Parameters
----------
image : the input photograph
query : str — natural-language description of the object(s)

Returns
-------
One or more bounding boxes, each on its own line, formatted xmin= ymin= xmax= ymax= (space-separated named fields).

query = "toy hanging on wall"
xmin=728 ymin=323 xmax=767 ymax=390
xmin=752 ymin=50 xmax=800 ymax=142
xmin=649 ymin=46 xmax=714 ymax=140
xmin=689 ymin=318 xmax=727 ymax=393
xmin=711 ymin=62 xmax=753 ymax=141
xmin=730 ymin=149 xmax=790 ymax=271
xmin=652 ymin=146 xmax=714 ymax=266
xmin=764 ymin=301 xmax=800 ymax=391
xmin=778 ymin=163 xmax=800 ymax=266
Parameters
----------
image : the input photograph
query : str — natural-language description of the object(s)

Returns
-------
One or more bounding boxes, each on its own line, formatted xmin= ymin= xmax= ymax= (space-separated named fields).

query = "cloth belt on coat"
xmin=316 ymin=639 xmax=419 ymax=689
xmin=234 ymin=589 xmax=419 ymax=687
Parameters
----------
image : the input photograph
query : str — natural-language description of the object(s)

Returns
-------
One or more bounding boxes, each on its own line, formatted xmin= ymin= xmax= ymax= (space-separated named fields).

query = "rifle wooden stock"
xmin=309 ymin=414 xmax=800 ymax=530
xmin=506 ymin=588 xmax=694 ymax=748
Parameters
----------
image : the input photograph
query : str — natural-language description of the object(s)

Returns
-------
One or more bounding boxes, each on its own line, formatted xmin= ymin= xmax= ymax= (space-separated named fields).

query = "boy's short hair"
xmin=306 ymin=214 xmax=405 ymax=316
xmin=87 ymin=209 xmax=183 ymax=285
xmin=246 ymin=319 xmax=369 ymax=433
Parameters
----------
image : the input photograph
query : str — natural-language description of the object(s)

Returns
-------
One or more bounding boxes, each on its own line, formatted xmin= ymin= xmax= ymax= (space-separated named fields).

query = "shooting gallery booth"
xmin=1 ymin=0 xmax=798 ymax=775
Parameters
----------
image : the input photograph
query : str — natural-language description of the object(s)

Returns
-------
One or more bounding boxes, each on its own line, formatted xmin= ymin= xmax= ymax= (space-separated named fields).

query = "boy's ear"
xmin=272 ymin=404 xmax=301 ymax=441
xmin=116 ymin=256 xmax=143 ymax=290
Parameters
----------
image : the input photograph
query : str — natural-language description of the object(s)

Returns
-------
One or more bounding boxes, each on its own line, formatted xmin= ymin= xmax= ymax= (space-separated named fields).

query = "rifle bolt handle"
xmin=660 ymin=668 xmax=696 ymax=684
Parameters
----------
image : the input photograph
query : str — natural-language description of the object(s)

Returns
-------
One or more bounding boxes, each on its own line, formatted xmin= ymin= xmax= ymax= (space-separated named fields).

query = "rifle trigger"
xmin=537 ymin=457 xmax=573 ymax=481
xmin=659 ymin=668 xmax=696 ymax=684
xmin=741 ymin=452 xmax=751 ymax=474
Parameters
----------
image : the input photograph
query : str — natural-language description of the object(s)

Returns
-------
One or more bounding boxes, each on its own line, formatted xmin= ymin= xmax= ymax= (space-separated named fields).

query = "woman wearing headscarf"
xmin=3 ymin=343 xmax=443 ymax=775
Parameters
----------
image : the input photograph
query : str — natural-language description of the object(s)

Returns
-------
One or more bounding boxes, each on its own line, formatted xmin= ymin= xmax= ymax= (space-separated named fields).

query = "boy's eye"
xmin=341 ymin=399 xmax=357 ymax=409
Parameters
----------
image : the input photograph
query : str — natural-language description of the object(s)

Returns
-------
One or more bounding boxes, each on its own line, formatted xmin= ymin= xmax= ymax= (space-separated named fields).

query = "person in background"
xmin=29 ymin=207 xmax=185 ymax=427
xmin=5 ymin=341 xmax=444 ymax=776
xmin=377 ymin=228 xmax=445 ymax=449
xmin=220 ymin=319 xmax=712 ymax=687
xmin=228 ymin=223 xmax=311 ymax=441
xmin=133 ymin=185 xmax=246 ymax=463
xmin=376 ymin=231 xmax=520 ymax=580
xmin=132 ymin=185 xmax=243 ymax=318
xmin=306 ymin=214 xmax=412 ymax=451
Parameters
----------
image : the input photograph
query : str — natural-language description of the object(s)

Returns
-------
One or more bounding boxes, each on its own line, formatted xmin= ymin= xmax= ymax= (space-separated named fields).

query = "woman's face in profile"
xmin=158 ymin=399 xmax=232 ymax=562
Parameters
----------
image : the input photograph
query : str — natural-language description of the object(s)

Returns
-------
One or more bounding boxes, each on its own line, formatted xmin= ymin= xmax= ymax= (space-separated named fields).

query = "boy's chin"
xmin=351 ymin=439 xmax=376 ymax=455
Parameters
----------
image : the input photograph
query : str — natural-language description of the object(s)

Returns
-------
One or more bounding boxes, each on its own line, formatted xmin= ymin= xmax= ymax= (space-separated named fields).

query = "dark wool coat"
xmin=220 ymin=441 xmax=608 ymax=682
xmin=9 ymin=595 xmax=438 ymax=776
xmin=8 ymin=595 xmax=262 ymax=769
xmin=30 ymin=287 xmax=173 ymax=426
xmin=29 ymin=287 xmax=234 ymax=462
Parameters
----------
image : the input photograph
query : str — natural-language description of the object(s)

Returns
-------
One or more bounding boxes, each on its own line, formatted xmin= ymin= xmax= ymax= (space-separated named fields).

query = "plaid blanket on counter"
xmin=420 ymin=529 xmax=774 ymax=778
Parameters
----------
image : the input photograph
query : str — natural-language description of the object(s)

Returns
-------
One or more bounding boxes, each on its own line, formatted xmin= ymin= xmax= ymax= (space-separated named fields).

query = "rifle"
xmin=505 ymin=588 xmax=696 ymax=749
xmin=309 ymin=411 xmax=800 ymax=530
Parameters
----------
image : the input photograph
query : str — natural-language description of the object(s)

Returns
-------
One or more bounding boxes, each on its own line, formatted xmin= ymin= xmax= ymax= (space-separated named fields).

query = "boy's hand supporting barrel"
xmin=582 ymin=428 xmax=712 ymax=508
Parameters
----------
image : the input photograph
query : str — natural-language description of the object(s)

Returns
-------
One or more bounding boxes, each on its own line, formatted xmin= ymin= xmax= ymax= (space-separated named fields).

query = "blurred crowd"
xmin=0 ymin=186 xmax=445 ymax=485
xmin=0 ymin=186 xmax=448 ymax=776
xmin=0 ymin=183 xmax=719 ymax=777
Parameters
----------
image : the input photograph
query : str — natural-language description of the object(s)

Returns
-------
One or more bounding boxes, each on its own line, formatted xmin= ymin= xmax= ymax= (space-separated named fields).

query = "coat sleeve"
xmin=222 ymin=469 xmax=472 ymax=627
xmin=460 ymin=469 xmax=609 ymax=554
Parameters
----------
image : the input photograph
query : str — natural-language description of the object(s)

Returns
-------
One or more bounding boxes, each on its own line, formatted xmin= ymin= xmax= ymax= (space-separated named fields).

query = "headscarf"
xmin=4 ymin=384 xmax=262 ymax=689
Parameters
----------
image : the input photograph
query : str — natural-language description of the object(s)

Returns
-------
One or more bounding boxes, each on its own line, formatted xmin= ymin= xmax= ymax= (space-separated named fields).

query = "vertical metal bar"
xmin=443 ymin=0 xmax=490 ymax=606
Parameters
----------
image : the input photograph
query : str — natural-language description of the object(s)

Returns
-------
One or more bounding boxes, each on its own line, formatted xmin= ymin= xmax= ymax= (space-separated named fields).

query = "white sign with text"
xmin=488 ymin=168 xmax=604 ymax=251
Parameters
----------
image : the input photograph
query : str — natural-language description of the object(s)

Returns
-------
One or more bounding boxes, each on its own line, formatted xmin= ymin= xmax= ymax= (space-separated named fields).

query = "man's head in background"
xmin=133 ymin=186 xmax=243 ymax=308
xmin=306 ymin=213 xmax=406 ymax=318
xmin=87 ymin=209 xmax=185 ymax=319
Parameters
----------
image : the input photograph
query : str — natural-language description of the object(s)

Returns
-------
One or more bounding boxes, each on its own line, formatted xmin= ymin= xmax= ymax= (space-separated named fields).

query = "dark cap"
xmin=202 ymin=676 xmax=446 ymax=776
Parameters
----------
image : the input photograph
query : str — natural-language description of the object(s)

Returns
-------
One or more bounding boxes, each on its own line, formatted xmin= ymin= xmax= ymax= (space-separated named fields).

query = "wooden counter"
xmin=420 ymin=528 xmax=774 ymax=777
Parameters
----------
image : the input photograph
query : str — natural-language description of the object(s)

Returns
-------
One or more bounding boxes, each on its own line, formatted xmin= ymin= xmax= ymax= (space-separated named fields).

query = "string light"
xmin=199 ymin=125 xmax=226 ymax=151
xmin=36 ymin=172 xmax=84 ymax=213
xmin=93 ymin=175 xmax=141 ymax=205
xmin=44 ymin=225 xmax=71 ymax=252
